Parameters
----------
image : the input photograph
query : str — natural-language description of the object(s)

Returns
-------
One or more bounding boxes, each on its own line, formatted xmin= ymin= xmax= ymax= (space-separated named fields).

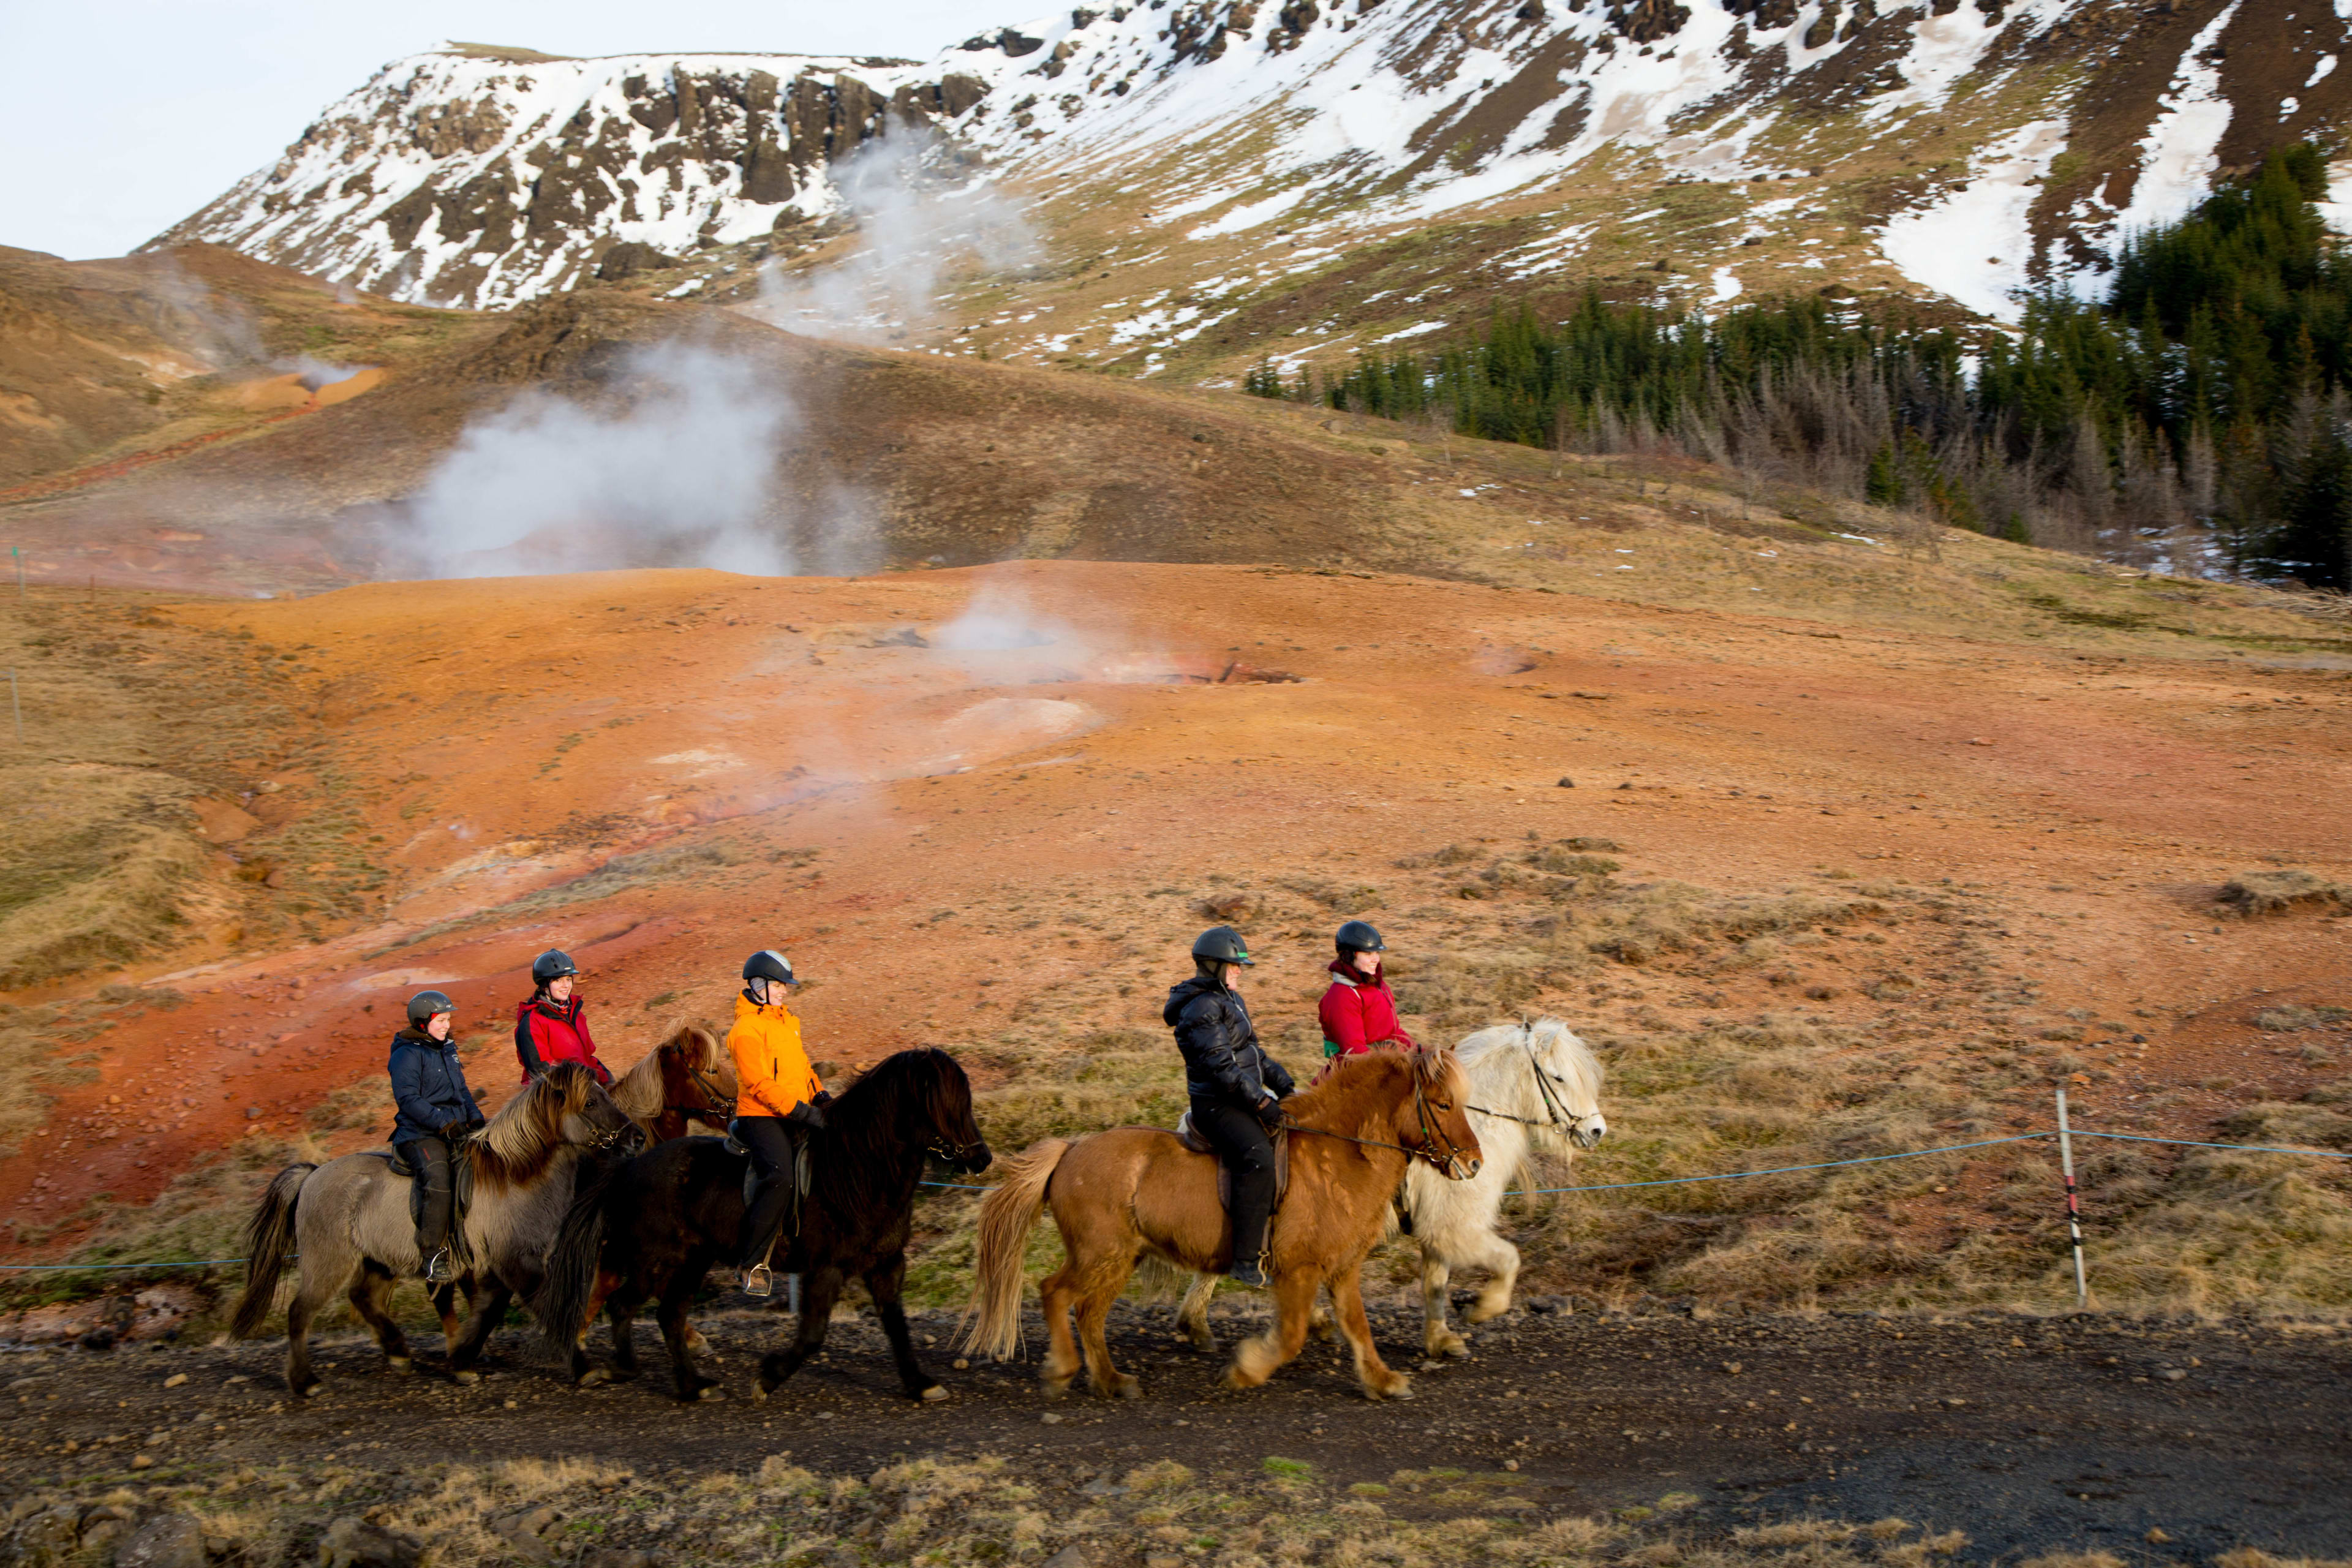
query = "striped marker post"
xmin=2057 ymin=1088 xmax=2088 ymax=1308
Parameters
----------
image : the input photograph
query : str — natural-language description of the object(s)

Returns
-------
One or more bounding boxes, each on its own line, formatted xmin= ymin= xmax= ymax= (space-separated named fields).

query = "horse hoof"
xmin=1382 ymin=1381 xmax=1415 ymax=1402
xmin=695 ymin=1385 xmax=726 ymax=1402
xmin=385 ymin=1357 xmax=412 ymax=1374
xmin=1430 ymin=1338 xmax=1470 ymax=1361
xmin=578 ymin=1370 xmax=611 ymax=1390
xmin=1114 ymin=1379 xmax=1144 ymax=1401
xmin=453 ymin=1370 xmax=480 ymax=1386
xmin=750 ymin=1382 xmax=771 ymax=1404
xmin=919 ymin=1385 xmax=950 ymax=1403
xmin=297 ymin=1382 xmax=323 ymax=1400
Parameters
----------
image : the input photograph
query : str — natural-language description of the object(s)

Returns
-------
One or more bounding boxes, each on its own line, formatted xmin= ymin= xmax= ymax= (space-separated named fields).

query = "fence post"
xmin=2057 ymin=1088 xmax=2089 ymax=1308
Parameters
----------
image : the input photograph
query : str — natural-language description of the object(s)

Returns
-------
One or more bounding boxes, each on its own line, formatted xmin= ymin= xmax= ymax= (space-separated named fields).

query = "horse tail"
xmin=960 ymin=1137 xmax=1068 ymax=1362
xmin=228 ymin=1163 xmax=313 ymax=1340
xmin=534 ymin=1153 xmax=617 ymax=1354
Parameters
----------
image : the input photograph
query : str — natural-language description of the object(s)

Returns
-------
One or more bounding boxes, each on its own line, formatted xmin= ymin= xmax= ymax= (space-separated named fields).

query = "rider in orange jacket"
xmin=726 ymin=949 xmax=827 ymax=1296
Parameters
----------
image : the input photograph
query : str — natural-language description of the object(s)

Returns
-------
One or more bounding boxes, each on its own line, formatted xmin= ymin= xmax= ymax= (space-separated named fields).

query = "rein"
xmin=1283 ymin=1074 xmax=1474 ymax=1177
xmin=1467 ymin=1038 xmax=1593 ymax=1132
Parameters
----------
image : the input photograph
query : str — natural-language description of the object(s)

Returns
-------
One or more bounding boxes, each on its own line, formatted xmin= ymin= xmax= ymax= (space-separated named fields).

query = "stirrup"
xmin=423 ymin=1248 xmax=456 ymax=1286
xmin=739 ymin=1262 xmax=774 ymax=1297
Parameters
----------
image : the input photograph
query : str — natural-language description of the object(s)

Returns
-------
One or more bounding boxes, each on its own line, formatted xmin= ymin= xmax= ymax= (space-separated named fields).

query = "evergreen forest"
xmin=1245 ymin=143 xmax=2352 ymax=589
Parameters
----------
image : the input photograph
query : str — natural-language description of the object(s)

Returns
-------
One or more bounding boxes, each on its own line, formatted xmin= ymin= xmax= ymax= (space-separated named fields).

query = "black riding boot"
xmin=1191 ymin=1101 xmax=1276 ymax=1287
xmin=735 ymin=1117 xmax=802 ymax=1295
xmin=396 ymin=1135 xmax=456 ymax=1284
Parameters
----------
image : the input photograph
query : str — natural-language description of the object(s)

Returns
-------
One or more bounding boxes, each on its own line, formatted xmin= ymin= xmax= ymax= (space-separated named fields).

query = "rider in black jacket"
xmin=389 ymin=990 xmax=486 ymax=1286
xmin=1165 ymin=925 xmax=1295 ymax=1287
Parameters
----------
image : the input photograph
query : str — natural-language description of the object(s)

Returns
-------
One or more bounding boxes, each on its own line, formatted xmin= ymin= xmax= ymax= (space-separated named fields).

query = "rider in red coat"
xmin=514 ymin=949 xmax=612 ymax=1086
xmin=1317 ymin=921 xmax=1416 ymax=1061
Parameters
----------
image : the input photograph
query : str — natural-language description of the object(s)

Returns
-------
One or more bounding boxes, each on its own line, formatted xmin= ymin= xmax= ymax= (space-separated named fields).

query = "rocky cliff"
xmin=146 ymin=43 xmax=987 ymax=309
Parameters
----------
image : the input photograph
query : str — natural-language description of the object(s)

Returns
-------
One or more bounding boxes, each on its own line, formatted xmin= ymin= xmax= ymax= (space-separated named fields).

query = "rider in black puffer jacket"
xmin=1166 ymin=926 xmax=1295 ymax=1288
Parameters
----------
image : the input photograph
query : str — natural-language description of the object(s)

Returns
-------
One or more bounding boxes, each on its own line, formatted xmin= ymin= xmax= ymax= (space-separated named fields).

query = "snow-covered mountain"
xmin=148 ymin=43 xmax=985 ymax=309
xmin=150 ymin=1 xmax=2352 ymax=353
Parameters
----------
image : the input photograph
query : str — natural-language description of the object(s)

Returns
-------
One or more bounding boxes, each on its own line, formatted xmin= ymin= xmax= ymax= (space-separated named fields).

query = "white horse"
xmin=1176 ymin=1018 xmax=1607 ymax=1358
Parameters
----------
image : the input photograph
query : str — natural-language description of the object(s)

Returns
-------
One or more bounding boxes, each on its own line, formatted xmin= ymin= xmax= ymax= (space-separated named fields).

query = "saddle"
xmin=1171 ymin=1110 xmax=1292 ymax=1215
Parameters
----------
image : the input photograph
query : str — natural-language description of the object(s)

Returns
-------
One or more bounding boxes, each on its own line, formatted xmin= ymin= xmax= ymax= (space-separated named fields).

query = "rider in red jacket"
xmin=1318 ymin=921 xmax=1416 ymax=1061
xmin=514 ymin=949 xmax=612 ymax=1086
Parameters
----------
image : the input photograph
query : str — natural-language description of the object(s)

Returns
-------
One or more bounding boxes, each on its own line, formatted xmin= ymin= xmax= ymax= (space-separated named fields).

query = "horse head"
xmin=916 ymin=1048 xmax=992 ymax=1174
xmin=544 ymin=1061 xmax=643 ymax=1155
xmin=1401 ymin=1047 xmax=1483 ymax=1182
xmin=1521 ymin=1019 xmax=1608 ymax=1151
xmin=664 ymin=1024 xmax=738 ymax=1118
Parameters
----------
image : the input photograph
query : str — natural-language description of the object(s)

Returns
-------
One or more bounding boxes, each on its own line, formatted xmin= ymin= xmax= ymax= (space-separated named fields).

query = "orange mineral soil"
xmin=2 ymin=561 xmax=2347 ymax=1245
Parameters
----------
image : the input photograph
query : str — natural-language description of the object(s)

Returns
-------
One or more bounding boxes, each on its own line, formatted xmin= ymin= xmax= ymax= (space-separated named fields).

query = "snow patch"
xmin=1878 ymin=119 xmax=2069 ymax=323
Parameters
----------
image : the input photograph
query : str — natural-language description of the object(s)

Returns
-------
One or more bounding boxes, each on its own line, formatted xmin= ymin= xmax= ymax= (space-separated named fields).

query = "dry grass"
xmin=0 ymin=1447 xmax=2286 ymax=1568
xmin=2218 ymin=870 xmax=2350 ymax=919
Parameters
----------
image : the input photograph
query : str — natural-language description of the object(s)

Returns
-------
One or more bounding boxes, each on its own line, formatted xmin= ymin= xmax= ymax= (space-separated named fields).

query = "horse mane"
xmin=1284 ymin=1047 xmax=1461 ymax=1133
xmin=820 ymin=1048 xmax=971 ymax=1213
xmin=607 ymin=1020 xmax=723 ymax=1123
xmin=475 ymin=1061 xmax=598 ymax=1186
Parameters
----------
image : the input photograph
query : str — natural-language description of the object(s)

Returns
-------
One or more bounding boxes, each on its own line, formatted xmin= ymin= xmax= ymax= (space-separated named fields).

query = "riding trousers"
xmin=1189 ymin=1099 xmax=1276 ymax=1271
xmin=394 ymin=1134 xmax=454 ymax=1258
xmin=736 ymin=1115 xmax=805 ymax=1269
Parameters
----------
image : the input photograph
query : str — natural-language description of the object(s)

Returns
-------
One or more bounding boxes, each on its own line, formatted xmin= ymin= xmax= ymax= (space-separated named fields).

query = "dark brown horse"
xmin=608 ymin=1021 xmax=737 ymax=1143
xmin=538 ymin=1047 xmax=990 ymax=1402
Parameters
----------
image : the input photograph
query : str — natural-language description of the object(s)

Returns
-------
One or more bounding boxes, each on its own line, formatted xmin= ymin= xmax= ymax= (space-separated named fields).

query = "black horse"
xmin=536 ymin=1046 xmax=990 ymax=1402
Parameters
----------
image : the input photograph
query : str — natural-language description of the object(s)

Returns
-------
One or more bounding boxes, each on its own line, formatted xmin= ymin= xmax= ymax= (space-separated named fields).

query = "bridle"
xmin=927 ymin=1134 xmax=987 ymax=1164
xmin=665 ymin=1038 xmax=737 ymax=1126
xmin=1283 ymin=1071 xmax=1477 ymax=1178
xmin=1466 ymin=1033 xmax=1600 ymax=1146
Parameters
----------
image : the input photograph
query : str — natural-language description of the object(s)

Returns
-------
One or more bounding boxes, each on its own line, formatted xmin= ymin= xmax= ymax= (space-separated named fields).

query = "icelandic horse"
xmin=1178 ymin=1017 xmax=1608 ymax=1358
xmin=962 ymin=1047 xmax=1481 ymax=1401
xmin=228 ymin=1062 xmax=638 ymax=1395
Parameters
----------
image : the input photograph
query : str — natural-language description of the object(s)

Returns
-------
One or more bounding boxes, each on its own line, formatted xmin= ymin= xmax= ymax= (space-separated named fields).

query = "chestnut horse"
xmin=608 ymin=1020 xmax=738 ymax=1142
xmin=963 ymin=1047 xmax=1481 ymax=1401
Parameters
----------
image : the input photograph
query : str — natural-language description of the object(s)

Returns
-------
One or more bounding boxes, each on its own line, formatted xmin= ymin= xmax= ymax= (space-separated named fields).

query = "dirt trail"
xmin=4 ymin=564 xmax=2348 ymax=1251
xmin=3 ymin=1301 xmax=2346 ymax=1561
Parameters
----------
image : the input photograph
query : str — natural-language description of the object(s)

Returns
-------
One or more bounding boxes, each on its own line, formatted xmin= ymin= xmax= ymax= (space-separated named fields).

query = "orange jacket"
xmin=727 ymin=992 xmax=821 ymax=1119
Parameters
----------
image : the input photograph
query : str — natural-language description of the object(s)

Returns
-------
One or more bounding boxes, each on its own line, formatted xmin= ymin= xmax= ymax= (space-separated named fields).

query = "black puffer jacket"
xmin=1166 ymin=975 xmax=1297 ymax=1109
xmin=389 ymin=1027 xmax=486 ymax=1143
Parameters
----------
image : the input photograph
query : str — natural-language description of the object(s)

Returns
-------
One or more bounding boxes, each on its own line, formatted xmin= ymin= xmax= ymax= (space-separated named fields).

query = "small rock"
xmin=952 ymin=1358 xmax=970 ymax=1370
xmin=1042 ymin=1547 xmax=1088 ymax=1568
xmin=1503 ymin=1458 xmax=1519 ymax=1472
xmin=78 ymin=1326 xmax=119 ymax=1352
xmin=116 ymin=1512 xmax=205 ymax=1568
xmin=130 ymin=1453 xmax=154 ymax=1469
xmin=320 ymin=1517 xmax=426 ymax=1568
xmin=2160 ymin=1368 xmax=2187 ymax=1381
xmin=1942 ymin=1396 xmax=1967 ymax=1407
xmin=2147 ymin=1528 xmax=2172 ymax=1545
xmin=492 ymin=1508 xmax=559 ymax=1562
xmin=1041 ymin=1411 xmax=1063 ymax=1424
xmin=162 ymin=1373 xmax=188 ymax=1390
xmin=1556 ymin=777 xmax=1575 ymax=788
xmin=1721 ymin=1361 xmax=1743 ymax=1374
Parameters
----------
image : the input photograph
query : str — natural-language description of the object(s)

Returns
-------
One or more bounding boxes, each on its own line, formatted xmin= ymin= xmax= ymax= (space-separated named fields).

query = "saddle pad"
xmin=1163 ymin=1121 xmax=1291 ymax=1215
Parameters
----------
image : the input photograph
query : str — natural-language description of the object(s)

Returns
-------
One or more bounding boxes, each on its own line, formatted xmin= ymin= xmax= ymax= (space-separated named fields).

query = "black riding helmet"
xmin=742 ymin=949 xmax=795 ymax=986
xmin=1335 ymin=920 xmax=1385 ymax=954
xmin=531 ymin=949 xmax=578 ymax=987
xmin=406 ymin=989 xmax=456 ymax=1028
xmin=1191 ymin=925 xmax=1253 ymax=967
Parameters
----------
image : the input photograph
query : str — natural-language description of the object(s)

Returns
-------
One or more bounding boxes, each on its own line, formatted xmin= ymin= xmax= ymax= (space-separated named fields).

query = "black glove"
xmin=812 ymin=1090 xmax=834 ymax=1107
xmin=786 ymin=1100 xmax=827 ymax=1133
xmin=1256 ymin=1097 xmax=1286 ymax=1131
xmin=438 ymin=1118 xmax=469 ymax=1140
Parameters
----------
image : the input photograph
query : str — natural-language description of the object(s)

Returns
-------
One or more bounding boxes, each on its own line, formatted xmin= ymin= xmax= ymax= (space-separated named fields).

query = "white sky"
xmin=0 ymin=0 xmax=1025 ymax=260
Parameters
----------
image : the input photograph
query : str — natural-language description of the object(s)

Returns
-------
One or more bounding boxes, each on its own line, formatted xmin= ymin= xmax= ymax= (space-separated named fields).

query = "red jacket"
xmin=514 ymin=995 xmax=611 ymax=1085
xmin=1318 ymin=960 xmax=1415 ymax=1058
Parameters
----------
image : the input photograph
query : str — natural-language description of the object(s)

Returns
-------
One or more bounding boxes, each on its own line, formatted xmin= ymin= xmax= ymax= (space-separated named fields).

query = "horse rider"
xmin=1319 ymin=920 xmax=1416 ymax=1064
xmin=514 ymin=949 xmax=611 ymax=1087
xmin=389 ymin=989 xmax=486 ymax=1286
xmin=1166 ymin=925 xmax=1295 ymax=1288
xmin=727 ymin=949 xmax=827 ymax=1297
